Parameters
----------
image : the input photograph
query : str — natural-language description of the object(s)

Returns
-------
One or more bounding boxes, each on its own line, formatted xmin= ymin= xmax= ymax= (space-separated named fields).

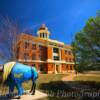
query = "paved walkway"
xmin=62 ymin=72 xmax=100 ymax=82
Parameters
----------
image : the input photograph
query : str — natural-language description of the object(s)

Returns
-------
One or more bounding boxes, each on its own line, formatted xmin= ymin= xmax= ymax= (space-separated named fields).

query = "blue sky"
xmin=0 ymin=0 xmax=100 ymax=45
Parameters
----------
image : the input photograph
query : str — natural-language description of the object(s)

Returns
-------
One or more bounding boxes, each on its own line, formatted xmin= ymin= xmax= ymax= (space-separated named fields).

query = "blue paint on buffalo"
xmin=4 ymin=62 xmax=38 ymax=96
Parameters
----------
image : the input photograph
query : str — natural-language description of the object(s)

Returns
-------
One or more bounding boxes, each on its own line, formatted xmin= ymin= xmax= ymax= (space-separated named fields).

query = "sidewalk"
xmin=62 ymin=72 xmax=100 ymax=82
xmin=62 ymin=73 xmax=76 ymax=81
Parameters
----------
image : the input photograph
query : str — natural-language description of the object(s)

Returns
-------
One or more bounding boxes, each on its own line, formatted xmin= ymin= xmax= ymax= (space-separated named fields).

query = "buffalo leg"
xmin=9 ymin=84 xmax=14 ymax=93
xmin=16 ymin=83 xmax=24 ymax=97
xmin=7 ymin=84 xmax=14 ymax=98
xmin=30 ymin=82 xmax=36 ymax=95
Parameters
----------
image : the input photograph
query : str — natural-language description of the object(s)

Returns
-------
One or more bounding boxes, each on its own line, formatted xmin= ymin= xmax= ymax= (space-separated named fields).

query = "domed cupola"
xmin=37 ymin=24 xmax=50 ymax=39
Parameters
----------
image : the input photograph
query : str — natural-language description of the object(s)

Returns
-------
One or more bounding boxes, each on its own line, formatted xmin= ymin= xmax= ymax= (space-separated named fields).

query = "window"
xmin=70 ymin=65 xmax=73 ymax=70
xmin=32 ymin=64 xmax=35 ymax=67
xmin=24 ymin=53 xmax=29 ymax=60
xmin=25 ymin=42 xmax=29 ymax=48
xmin=40 ymin=64 xmax=43 ymax=71
xmin=53 ymin=56 xmax=59 ymax=60
xmin=66 ymin=65 xmax=68 ymax=70
xmin=39 ymin=53 xmax=46 ymax=61
xmin=39 ymin=45 xmax=43 ymax=50
xmin=65 ymin=50 xmax=68 ymax=54
xmin=32 ymin=44 xmax=36 ymax=49
xmin=66 ymin=57 xmax=68 ymax=62
xmin=39 ymin=55 xmax=42 ymax=60
xmin=43 ymin=33 xmax=44 ymax=38
xmin=71 ymin=58 xmax=74 ymax=62
xmin=53 ymin=48 xmax=59 ymax=53
xmin=65 ymin=50 xmax=72 ymax=55
xmin=68 ymin=51 xmax=71 ymax=55
xmin=32 ymin=54 xmax=36 ymax=60
xmin=69 ymin=58 xmax=72 ymax=62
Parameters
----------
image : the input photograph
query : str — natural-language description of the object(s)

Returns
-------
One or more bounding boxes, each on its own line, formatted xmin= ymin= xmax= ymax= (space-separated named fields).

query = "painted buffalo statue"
xmin=0 ymin=62 xmax=38 ymax=98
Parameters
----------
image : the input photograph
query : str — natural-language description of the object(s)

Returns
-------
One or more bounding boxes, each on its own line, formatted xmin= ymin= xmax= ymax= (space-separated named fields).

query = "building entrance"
xmin=55 ymin=64 xmax=61 ymax=73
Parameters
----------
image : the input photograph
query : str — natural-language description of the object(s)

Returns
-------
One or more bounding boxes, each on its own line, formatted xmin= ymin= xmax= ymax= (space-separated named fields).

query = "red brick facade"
xmin=16 ymin=24 xmax=75 ymax=73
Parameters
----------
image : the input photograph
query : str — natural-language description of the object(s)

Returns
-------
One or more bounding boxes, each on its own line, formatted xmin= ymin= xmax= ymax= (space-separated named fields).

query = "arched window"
xmin=43 ymin=33 xmax=44 ymax=38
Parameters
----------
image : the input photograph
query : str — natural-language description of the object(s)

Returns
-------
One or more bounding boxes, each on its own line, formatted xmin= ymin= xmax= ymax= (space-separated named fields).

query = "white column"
xmin=59 ymin=64 xmax=61 ymax=73
xmin=46 ymin=34 xmax=47 ymax=38
xmin=47 ymin=34 xmax=49 ymax=39
xmin=55 ymin=64 xmax=57 ymax=74
xmin=59 ymin=49 xmax=61 ymax=61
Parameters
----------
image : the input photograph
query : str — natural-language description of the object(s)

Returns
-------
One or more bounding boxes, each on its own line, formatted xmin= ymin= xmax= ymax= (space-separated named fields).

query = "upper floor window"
xmin=24 ymin=53 xmax=29 ymax=60
xmin=65 ymin=50 xmax=68 ymax=54
xmin=70 ymin=65 xmax=73 ymax=70
xmin=68 ymin=51 xmax=72 ymax=55
xmin=65 ymin=50 xmax=72 ymax=55
xmin=25 ymin=42 xmax=29 ymax=49
xmin=32 ymin=44 xmax=36 ymax=49
xmin=43 ymin=33 xmax=44 ymax=38
xmin=69 ymin=58 xmax=72 ymax=62
xmin=53 ymin=48 xmax=59 ymax=53
xmin=39 ymin=45 xmax=43 ymax=50
xmin=38 ymin=53 xmax=46 ymax=61
xmin=53 ymin=56 xmax=59 ymax=60
xmin=32 ymin=54 xmax=36 ymax=60
xmin=65 ymin=57 xmax=68 ymax=62
xmin=39 ymin=54 xmax=43 ymax=60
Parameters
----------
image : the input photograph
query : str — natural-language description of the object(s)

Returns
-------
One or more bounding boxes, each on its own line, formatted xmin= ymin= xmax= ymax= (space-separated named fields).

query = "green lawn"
xmin=74 ymin=75 xmax=100 ymax=82
xmin=23 ymin=74 xmax=67 ymax=90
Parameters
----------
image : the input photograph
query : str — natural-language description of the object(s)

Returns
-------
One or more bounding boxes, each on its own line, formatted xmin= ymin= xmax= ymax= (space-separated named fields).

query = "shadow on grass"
xmin=39 ymin=81 xmax=100 ymax=100
xmin=0 ymin=93 xmax=19 ymax=100
xmin=0 ymin=81 xmax=100 ymax=100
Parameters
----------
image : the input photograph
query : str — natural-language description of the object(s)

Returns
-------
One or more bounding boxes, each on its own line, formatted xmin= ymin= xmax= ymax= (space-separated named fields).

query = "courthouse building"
xmin=16 ymin=24 xmax=75 ymax=73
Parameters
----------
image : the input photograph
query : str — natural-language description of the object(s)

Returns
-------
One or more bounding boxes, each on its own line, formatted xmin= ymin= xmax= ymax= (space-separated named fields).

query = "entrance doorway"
xmin=55 ymin=64 xmax=61 ymax=73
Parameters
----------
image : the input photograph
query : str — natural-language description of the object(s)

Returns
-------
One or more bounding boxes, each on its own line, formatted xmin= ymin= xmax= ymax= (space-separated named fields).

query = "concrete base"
xmin=0 ymin=90 xmax=48 ymax=100
xmin=12 ymin=90 xmax=48 ymax=100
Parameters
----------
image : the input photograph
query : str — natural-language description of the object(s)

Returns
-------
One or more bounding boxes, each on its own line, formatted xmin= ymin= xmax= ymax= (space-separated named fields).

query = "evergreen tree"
xmin=72 ymin=12 xmax=100 ymax=72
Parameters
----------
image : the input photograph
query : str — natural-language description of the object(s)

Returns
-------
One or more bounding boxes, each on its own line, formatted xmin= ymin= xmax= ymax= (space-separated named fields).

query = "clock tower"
xmin=37 ymin=24 xmax=50 ymax=39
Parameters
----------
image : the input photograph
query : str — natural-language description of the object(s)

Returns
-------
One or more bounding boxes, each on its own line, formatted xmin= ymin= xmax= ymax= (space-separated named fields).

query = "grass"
xmin=22 ymin=72 xmax=100 ymax=100
xmin=74 ymin=75 xmax=100 ymax=82
xmin=36 ymin=74 xmax=67 ymax=88
xmin=0 ymin=74 xmax=67 ymax=94
xmin=0 ymin=74 xmax=68 ymax=100
xmin=22 ymin=74 xmax=67 ymax=90
xmin=19 ymin=73 xmax=100 ymax=100
xmin=0 ymin=73 xmax=100 ymax=100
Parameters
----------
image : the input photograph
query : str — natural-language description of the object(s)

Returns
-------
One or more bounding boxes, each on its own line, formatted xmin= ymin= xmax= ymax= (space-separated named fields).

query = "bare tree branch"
xmin=0 ymin=15 xmax=20 ymax=61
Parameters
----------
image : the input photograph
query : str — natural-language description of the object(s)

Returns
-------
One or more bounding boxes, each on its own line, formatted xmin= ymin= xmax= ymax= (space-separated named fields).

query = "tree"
xmin=72 ymin=13 xmax=100 ymax=72
xmin=0 ymin=50 xmax=4 ymax=59
xmin=0 ymin=15 xmax=20 ymax=61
